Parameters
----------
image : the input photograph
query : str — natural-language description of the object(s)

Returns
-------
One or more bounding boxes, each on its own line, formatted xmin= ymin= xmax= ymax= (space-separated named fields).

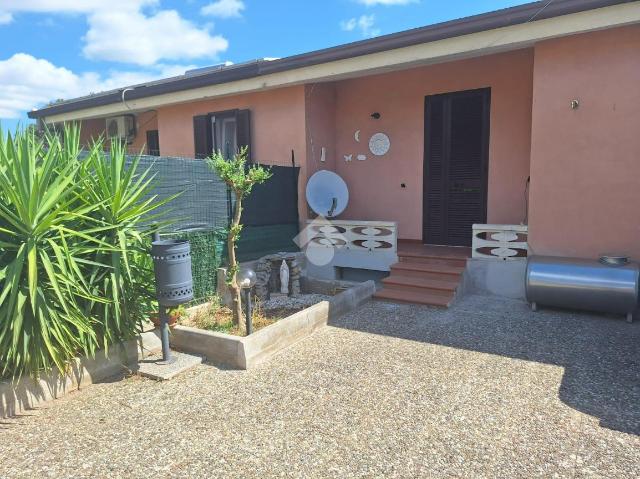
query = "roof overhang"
xmin=31 ymin=0 xmax=640 ymax=123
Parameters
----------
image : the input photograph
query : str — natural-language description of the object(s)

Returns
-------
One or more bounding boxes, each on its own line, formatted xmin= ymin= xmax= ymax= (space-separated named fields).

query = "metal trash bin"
xmin=151 ymin=239 xmax=194 ymax=306
xmin=525 ymin=255 xmax=639 ymax=323
xmin=150 ymin=239 xmax=194 ymax=363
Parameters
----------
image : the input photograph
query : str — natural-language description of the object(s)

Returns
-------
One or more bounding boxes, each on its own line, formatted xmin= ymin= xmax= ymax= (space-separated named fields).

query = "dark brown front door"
xmin=423 ymin=88 xmax=490 ymax=246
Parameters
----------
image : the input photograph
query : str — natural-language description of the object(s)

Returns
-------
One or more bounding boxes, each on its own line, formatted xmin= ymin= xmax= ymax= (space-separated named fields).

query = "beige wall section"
xmin=528 ymin=25 xmax=640 ymax=259
xmin=330 ymin=49 xmax=533 ymax=240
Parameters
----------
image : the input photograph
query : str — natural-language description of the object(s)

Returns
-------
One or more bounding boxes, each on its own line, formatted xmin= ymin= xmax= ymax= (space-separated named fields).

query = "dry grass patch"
xmin=180 ymin=296 xmax=283 ymax=336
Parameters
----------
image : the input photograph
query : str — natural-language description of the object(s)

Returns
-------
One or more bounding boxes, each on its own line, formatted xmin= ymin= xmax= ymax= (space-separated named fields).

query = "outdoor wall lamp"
xmin=570 ymin=99 xmax=580 ymax=110
xmin=151 ymin=236 xmax=194 ymax=364
xmin=238 ymin=267 xmax=257 ymax=336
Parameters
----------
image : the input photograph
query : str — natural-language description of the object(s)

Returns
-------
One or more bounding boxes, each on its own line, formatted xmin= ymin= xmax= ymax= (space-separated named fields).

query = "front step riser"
xmin=398 ymin=256 xmax=467 ymax=268
xmin=390 ymin=268 xmax=463 ymax=280
xmin=381 ymin=282 xmax=455 ymax=297
xmin=373 ymin=293 xmax=451 ymax=307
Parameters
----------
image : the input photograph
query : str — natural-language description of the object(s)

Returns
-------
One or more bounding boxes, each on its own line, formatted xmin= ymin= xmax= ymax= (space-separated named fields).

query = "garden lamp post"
xmin=238 ymin=267 xmax=257 ymax=336
xmin=151 ymin=237 xmax=194 ymax=364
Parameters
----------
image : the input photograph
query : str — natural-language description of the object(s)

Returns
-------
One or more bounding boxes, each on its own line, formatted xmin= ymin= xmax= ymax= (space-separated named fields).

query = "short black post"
xmin=158 ymin=305 xmax=172 ymax=363
xmin=244 ymin=289 xmax=253 ymax=336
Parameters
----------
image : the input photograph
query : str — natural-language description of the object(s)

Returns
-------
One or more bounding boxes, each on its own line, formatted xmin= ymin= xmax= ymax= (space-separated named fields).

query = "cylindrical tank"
xmin=525 ymin=255 xmax=639 ymax=321
xmin=151 ymin=239 xmax=194 ymax=306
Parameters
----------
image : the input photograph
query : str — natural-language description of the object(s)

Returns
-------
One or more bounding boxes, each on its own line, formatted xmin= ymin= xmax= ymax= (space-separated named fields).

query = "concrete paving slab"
xmin=136 ymin=351 xmax=203 ymax=381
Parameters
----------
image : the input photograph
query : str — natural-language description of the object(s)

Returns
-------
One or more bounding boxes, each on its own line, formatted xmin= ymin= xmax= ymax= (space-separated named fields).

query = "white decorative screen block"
xmin=304 ymin=219 xmax=398 ymax=271
xmin=472 ymin=224 xmax=528 ymax=260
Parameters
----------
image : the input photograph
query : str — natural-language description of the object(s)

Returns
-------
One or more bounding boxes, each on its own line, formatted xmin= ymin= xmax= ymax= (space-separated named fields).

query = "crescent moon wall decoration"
xmin=354 ymin=130 xmax=361 ymax=142
xmin=369 ymin=132 xmax=391 ymax=156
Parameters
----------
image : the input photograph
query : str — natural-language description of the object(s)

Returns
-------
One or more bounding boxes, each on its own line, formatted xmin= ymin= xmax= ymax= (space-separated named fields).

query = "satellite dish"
xmin=306 ymin=170 xmax=349 ymax=218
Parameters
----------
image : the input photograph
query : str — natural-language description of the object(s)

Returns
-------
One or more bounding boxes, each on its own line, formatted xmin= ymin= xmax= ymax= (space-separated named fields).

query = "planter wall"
xmin=171 ymin=280 xmax=376 ymax=369
xmin=1 ymin=331 xmax=161 ymax=418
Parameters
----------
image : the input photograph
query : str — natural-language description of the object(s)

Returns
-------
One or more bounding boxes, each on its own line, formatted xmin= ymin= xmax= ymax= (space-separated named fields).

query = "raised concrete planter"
xmin=170 ymin=280 xmax=376 ymax=369
xmin=0 ymin=331 xmax=162 ymax=418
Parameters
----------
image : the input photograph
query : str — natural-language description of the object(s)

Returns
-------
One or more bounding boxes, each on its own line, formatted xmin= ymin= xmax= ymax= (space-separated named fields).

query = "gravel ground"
xmin=1 ymin=294 xmax=638 ymax=478
xmin=261 ymin=293 xmax=331 ymax=312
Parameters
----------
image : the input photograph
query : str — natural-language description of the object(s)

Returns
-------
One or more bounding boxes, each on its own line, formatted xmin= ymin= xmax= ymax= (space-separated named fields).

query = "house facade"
xmin=29 ymin=1 xmax=640 ymax=270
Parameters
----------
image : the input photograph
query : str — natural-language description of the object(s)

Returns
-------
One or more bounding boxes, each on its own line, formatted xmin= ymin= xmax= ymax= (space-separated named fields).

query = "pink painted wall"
xmin=329 ymin=49 xmax=534 ymax=240
xmin=156 ymin=85 xmax=309 ymax=218
xmin=156 ymin=86 xmax=307 ymax=164
xmin=528 ymin=25 xmax=640 ymax=259
xmin=305 ymin=83 xmax=337 ymax=175
xmin=79 ymin=111 xmax=158 ymax=154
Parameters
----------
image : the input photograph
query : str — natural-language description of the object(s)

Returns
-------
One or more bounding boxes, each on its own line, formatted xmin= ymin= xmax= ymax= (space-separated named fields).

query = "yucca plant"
xmin=0 ymin=126 xmax=106 ymax=378
xmin=0 ymin=125 xmax=175 ymax=379
xmin=81 ymin=140 xmax=174 ymax=347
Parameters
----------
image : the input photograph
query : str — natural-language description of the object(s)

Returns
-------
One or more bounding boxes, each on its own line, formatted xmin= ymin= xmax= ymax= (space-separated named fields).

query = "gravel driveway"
xmin=1 ymin=295 xmax=638 ymax=478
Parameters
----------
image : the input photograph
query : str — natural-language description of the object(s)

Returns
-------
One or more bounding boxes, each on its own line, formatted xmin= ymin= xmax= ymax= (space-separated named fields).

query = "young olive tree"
xmin=207 ymin=147 xmax=272 ymax=327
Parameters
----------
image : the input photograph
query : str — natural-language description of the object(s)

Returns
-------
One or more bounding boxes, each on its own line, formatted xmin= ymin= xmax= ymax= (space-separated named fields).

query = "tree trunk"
xmin=228 ymin=192 xmax=244 ymax=333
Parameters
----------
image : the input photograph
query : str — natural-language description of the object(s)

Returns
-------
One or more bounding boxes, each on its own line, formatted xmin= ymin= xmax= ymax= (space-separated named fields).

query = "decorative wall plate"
xmin=344 ymin=154 xmax=353 ymax=162
xmin=357 ymin=154 xmax=367 ymax=161
xmin=354 ymin=130 xmax=361 ymax=142
xmin=369 ymin=133 xmax=390 ymax=156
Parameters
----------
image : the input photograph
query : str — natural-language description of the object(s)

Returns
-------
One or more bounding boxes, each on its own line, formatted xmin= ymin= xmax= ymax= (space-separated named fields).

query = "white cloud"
xmin=0 ymin=1 xmax=228 ymax=65
xmin=357 ymin=0 xmax=418 ymax=5
xmin=84 ymin=9 xmax=228 ymax=66
xmin=0 ymin=53 xmax=195 ymax=119
xmin=0 ymin=12 xmax=13 ymax=24
xmin=341 ymin=14 xmax=380 ymax=38
xmin=0 ymin=1 xmax=156 ymax=14
xmin=201 ymin=0 xmax=245 ymax=18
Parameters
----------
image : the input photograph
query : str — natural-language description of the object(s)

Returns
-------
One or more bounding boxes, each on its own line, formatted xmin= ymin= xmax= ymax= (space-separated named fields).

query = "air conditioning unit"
xmin=105 ymin=115 xmax=136 ymax=143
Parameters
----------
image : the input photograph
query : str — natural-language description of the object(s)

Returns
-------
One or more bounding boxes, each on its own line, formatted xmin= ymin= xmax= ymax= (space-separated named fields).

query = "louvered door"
xmin=423 ymin=88 xmax=490 ymax=246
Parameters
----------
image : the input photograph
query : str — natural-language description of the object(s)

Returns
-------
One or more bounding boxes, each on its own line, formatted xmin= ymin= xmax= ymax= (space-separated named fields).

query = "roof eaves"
xmin=28 ymin=0 xmax=634 ymax=119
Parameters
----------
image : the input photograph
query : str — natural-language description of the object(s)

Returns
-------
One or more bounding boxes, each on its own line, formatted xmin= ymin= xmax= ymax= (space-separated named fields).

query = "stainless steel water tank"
xmin=525 ymin=255 xmax=639 ymax=323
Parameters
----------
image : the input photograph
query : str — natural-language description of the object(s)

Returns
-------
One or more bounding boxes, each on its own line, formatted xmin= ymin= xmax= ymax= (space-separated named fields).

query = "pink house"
xmin=29 ymin=0 xmax=640 ymax=305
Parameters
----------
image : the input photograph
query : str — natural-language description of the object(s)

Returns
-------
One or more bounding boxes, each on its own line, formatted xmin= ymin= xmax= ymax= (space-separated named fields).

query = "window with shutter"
xmin=193 ymin=109 xmax=251 ymax=161
xmin=146 ymin=130 xmax=160 ymax=156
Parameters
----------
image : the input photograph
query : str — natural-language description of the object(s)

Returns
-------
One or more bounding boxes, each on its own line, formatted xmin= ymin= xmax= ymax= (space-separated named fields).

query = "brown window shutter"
xmin=193 ymin=114 xmax=212 ymax=159
xmin=236 ymin=109 xmax=252 ymax=163
xmin=146 ymin=130 xmax=160 ymax=156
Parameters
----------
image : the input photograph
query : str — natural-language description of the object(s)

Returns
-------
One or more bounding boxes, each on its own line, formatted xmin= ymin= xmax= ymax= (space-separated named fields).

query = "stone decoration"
xmin=280 ymin=260 xmax=289 ymax=295
xmin=369 ymin=132 xmax=390 ymax=156
xmin=254 ymin=252 xmax=304 ymax=301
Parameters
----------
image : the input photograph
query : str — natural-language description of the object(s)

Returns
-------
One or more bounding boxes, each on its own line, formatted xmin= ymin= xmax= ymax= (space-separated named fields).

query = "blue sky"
xmin=0 ymin=0 xmax=531 ymax=130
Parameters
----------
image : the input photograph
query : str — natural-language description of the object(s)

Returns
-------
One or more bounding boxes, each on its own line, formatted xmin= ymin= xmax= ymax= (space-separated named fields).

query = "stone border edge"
xmin=1 ymin=331 xmax=162 ymax=419
xmin=170 ymin=280 xmax=376 ymax=370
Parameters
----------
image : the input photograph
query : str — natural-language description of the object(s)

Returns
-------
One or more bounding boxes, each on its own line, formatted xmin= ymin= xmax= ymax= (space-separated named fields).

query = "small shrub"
xmin=207 ymin=147 xmax=271 ymax=331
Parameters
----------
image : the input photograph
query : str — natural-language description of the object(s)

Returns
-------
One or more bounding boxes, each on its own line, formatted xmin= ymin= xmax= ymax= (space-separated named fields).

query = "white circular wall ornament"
xmin=369 ymin=133 xmax=390 ymax=156
xmin=354 ymin=130 xmax=361 ymax=142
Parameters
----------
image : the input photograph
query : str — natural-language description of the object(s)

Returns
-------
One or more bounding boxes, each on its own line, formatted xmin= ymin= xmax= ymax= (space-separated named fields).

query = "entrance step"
xmin=374 ymin=242 xmax=470 ymax=308
xmin=374 ymin=288 xmax=453 ymax=307
xmin=391 ymin=262 xmax=465 ymax=276
xmin=382 ymin=274 xmax=459 ymax=293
